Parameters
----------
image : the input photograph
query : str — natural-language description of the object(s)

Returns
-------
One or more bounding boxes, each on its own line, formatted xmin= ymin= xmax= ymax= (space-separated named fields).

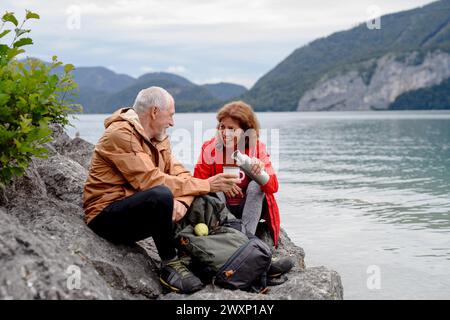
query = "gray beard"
xmin=154 ymin=132 xmax=167 ymax=142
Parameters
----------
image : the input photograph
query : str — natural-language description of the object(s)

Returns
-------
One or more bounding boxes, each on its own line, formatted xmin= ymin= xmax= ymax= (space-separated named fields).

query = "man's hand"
xmin=172 ymin=200 xmax=187 ymax=223
xmin=250 ymin=157 xmax=264 ymax=176
xmin=207 ymin=173 xmax=240 ymax=193
xmin=224 ymin=184 xmax=244 ymax=198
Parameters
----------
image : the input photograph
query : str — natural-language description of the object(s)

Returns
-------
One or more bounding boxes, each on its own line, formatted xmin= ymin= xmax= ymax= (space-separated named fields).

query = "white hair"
xmin=132 ymin=86 xmax=173 ymax=115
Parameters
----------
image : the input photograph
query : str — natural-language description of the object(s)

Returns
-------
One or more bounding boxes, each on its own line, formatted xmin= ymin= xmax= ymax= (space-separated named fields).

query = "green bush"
xmin=0 ymin=10 xmax=79 ymax=187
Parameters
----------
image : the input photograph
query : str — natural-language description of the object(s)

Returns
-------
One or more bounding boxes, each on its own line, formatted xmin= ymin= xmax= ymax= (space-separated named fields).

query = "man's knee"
xmin=154 ymin=185 xmax=173 ymax=200
xmin=145 ymin=185 xmax=174 ymax=211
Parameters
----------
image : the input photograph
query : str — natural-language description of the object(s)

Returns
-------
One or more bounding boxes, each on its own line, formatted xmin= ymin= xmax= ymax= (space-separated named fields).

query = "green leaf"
xmin=11 ymin=166 xmax=24 ymax=176
xmin=2 ymin=12 xmax=18 ymax=26
xmin=7 ymin=47 xmax=25 ymax=59
xmin=25 ymin=10 xmax=40 ymax=20
xmin=33 ymin=129 xmax=51 ymax=142
xmin=64 ymin=63 xmax=75 ymax=73
xmin=0 ymin=94 xmax=9 ymax=106
xmin=13 ymin=37 xmax=33 ymax=48
xmin=0 ymin=30 xmax=11 ymax=39
xmin=0 ymin=44 xmax=9 ymax=55
xmin=14 ymin=28 xmax=31 ymax=37
xmin=13 ymin=138 xmax=22 ymax=149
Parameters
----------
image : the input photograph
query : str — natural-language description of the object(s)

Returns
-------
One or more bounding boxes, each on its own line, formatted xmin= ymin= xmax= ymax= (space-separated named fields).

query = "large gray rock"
xmin=35 ymin=154 xmax=87 ymax=207
xmin=161 ymin=266 xmax=343 ymax=300
xmin=0 ymin=125 xmax=343 ymax=300
xmin=0 ymin=207 xmax=118 ymax=300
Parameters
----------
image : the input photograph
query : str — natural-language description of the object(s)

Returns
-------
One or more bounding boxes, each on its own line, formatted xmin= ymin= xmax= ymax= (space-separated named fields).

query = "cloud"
xmin=196 ymin=76 xmax=251 ymax=89
xmin=2 ymin=0 xmax=435 ymax=87
xmin=166 ymin=65 xmax=187 ymax=74
xmin=140 ymin=66 xmax=154 ymax=73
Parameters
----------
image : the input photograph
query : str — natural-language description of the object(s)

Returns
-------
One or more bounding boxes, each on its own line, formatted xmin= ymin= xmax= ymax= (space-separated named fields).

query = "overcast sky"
xmin=3 ymin=0 xmax=435 ymax=87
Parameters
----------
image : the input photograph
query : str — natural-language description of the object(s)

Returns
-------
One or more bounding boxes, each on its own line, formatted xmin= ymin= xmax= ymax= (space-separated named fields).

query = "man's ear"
xmin=150 ymin=106 xmax=159 ymax=120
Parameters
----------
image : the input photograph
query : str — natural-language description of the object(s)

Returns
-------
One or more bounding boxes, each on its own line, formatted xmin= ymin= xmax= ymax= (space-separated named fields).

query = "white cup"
xmin=223 ymin=166 xmax=245 ymax=182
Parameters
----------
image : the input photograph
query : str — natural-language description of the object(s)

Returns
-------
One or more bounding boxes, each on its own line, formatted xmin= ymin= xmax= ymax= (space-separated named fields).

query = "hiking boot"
xmin=159 ymin=258 xmax=203 ymax=294
xmin=268 ymin=257 xmax=294 ymax=278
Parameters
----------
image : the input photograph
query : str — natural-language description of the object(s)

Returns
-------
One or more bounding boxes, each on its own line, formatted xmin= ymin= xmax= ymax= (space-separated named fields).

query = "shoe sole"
xmin=267 ymin=274 xmax=288 ymax=286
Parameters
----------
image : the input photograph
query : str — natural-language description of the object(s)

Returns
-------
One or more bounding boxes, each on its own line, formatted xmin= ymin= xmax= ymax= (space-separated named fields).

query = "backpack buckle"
xmin=223 ymin=269 xmax=235 ymax=279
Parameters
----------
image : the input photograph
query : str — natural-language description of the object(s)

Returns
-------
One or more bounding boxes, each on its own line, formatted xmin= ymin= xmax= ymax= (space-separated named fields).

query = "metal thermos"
xmin=231 ymin=150 xmax=270 ymax=186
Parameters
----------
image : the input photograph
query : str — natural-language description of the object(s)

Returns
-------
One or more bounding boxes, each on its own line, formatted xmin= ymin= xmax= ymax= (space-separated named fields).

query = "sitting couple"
xmin=83 ymin=86 xmax=292 ymax=294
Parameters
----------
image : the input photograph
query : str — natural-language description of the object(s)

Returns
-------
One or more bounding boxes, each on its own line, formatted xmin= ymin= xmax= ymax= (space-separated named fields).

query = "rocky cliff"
xmin=297 ymin=51 xmax=450 ymax=111
xmin=0 ymin=126 xmax=343 ymax=300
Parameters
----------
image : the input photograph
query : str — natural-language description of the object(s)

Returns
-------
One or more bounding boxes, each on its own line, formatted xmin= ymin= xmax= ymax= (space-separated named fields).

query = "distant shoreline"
xmin=71 ymin=109 xmax=450 ymax=115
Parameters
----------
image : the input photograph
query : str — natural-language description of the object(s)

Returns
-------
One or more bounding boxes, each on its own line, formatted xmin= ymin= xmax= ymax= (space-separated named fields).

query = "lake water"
xmin=66 ymin=111 xmax=450 ymax=300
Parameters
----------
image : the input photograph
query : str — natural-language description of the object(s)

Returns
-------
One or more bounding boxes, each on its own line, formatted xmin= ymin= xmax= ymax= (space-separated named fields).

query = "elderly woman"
xmin=194 ymin=101 xmax=281 ymax=247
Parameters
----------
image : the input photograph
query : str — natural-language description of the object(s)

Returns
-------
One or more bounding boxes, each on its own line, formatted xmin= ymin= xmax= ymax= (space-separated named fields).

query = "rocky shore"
xmin=0 ymin=126 xmax=344 ymax=300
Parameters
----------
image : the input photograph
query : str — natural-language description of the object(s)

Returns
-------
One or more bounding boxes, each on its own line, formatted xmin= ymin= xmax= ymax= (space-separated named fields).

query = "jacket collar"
xmin=112 ymin=108 xmax=171 ymax=152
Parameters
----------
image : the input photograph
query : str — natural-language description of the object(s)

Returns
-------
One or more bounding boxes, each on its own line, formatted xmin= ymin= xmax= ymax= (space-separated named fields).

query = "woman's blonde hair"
xmin=216 ymin=101 xmax=260 ymax=151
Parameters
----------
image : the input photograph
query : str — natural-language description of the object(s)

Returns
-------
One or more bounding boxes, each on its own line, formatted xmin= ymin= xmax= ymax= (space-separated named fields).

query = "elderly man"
xmin=83 ymin=87 xmax=238 ymax=294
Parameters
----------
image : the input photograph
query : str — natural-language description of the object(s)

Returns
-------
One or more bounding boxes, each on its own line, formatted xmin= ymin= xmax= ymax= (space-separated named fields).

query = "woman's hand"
xmin=225 ymin=184 xmax=244 ymax=198
xmin=172 ymin=200 xmax=188 ymax=223
xmin=250 ymin=157 xmax=265 ymax=176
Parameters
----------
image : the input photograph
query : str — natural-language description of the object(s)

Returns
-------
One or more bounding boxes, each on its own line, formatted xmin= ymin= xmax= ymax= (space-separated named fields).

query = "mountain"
xmin=239 ymin=0 xmax=450 ymax=111
xmin=73 ymin=87 xmax=111 ymax=114
xmin=135 ymin=72 xmax=192 ymax=87
xmin=29 ymin=61 xmax=245 ymax=113
xmin=72 ymin=67 xmax=135 ymax=93
xmin=201 ymin=82 xmax=247 ymax=100
xmin=60 ymin=68 xmax=246 ymax=113
xmin=100 ymin=72 xmax=222 ymax=113
xmin=48 ymin=65 xmax=135 ymax=113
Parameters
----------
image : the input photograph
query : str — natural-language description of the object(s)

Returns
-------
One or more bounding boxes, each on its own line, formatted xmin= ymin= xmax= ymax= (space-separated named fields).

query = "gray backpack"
xmin=175 ymin=195 xmax=272 ymax=292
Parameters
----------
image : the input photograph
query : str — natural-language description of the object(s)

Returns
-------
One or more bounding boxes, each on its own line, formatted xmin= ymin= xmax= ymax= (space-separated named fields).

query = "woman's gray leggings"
xmin=217 ymin=180 xmax=265 ymax=235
